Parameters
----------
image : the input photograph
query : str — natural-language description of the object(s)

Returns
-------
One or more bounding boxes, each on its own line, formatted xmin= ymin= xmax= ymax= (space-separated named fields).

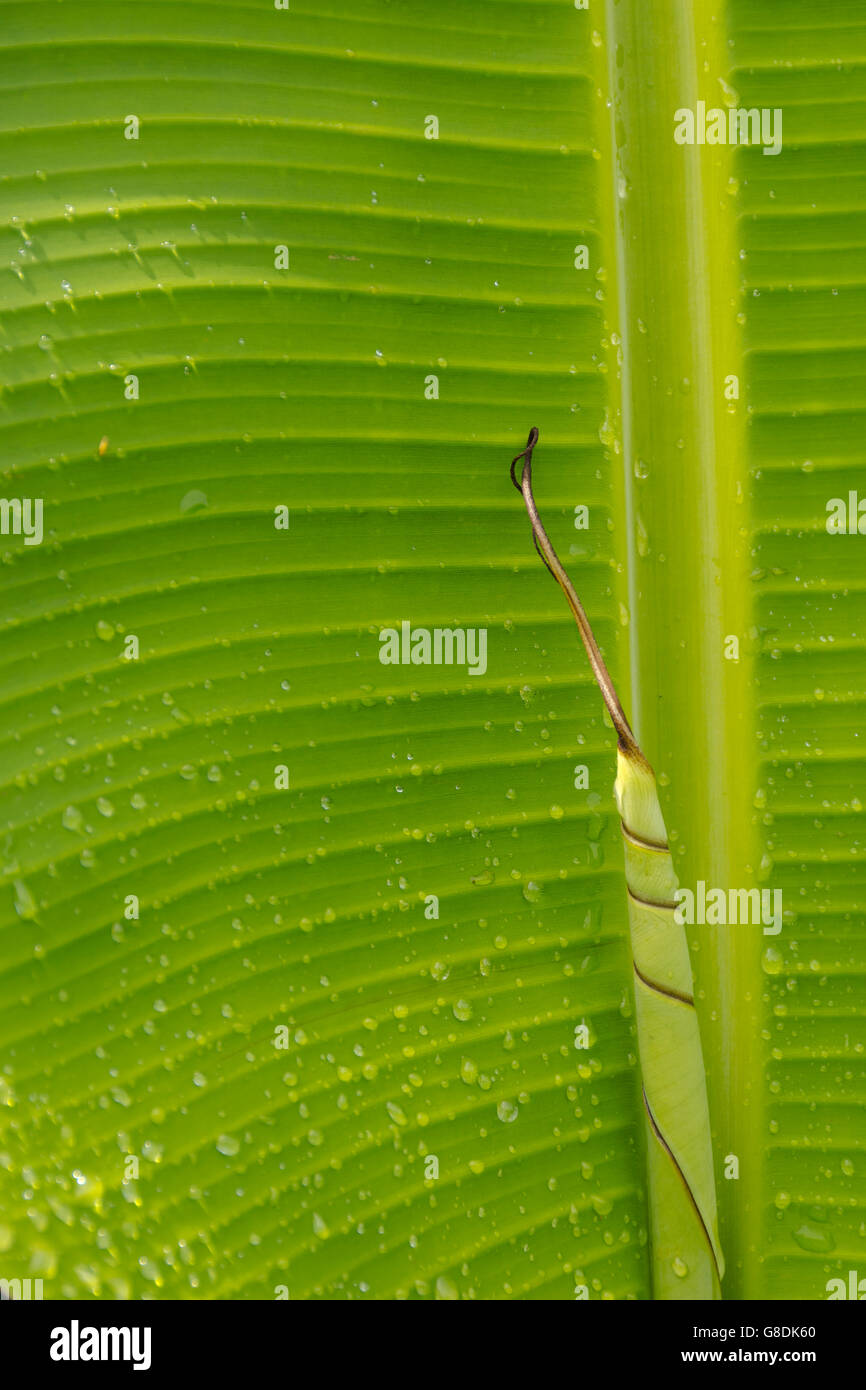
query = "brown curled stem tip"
xmin=511 ymin=427 xmax=642 ymax=760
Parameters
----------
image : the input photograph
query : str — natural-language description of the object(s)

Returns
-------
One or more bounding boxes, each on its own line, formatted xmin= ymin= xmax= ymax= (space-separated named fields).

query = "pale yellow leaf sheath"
xmin=511 ymin=429 xmax=724 ymax=1300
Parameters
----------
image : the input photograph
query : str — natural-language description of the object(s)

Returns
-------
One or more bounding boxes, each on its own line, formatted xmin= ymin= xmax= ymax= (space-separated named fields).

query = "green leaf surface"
xmin=611 ymin=0 xmax=866 ymax=1299
xmin=0 ymin=0 xmax=863 ymax=1301
xmin=1 ymin=0 xmax=647 ymax=1301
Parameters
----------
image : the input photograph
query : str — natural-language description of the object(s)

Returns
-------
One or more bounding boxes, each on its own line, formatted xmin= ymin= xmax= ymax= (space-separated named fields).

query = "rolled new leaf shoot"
xmin=511 ymin=428 xmax=724 ymax=1301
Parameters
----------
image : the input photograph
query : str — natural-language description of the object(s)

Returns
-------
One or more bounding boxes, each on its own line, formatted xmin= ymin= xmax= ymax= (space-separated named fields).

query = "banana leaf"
xmin=0 ymin=0 xmax=863 ymax=1301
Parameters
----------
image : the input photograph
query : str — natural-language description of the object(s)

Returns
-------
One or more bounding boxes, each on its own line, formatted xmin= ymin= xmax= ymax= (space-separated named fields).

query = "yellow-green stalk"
xmin=511 ymin=428 xmax=724 ymax=1300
